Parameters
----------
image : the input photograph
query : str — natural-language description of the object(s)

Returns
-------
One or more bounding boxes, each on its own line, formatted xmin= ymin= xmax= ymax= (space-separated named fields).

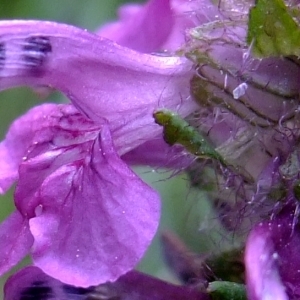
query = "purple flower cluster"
xmin=0 ymin=0 xmax=299 ymax=299
xmin=183 ymin=0 xmax=300 ymax=298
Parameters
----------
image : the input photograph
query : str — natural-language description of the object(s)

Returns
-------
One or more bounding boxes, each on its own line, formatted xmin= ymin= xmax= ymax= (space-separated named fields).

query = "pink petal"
xmin=122 ymin=136 xmax=193 ymax=170
xmin=97 ymin=0 xmax=174 ymax=52
xmin=161 ymin=0 xmax=220 ymax=51
xmin=97 ymin=0 xmax=221 ymax=52
xmin=0 ymin=21 xmax=196 ymax=152
xmin=0 ymin=104 xmax=58 ymax=193
xmin=0 ymin=100 xmax=161 ymax=286
xmin=13 ymin=104 xmax=102 ymax=216
xmin=0 ymin=104 xmax=100 ymax=194
xmin=18 ymin=126 xmax=160 ymax=286
xmin=0 ymin=211 xmax=33 ymax=274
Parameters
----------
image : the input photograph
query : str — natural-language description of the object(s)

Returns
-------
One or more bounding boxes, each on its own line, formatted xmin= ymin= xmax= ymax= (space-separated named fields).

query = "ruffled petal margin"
xmin=0 ymin=103 xmax=160 ymax=286
xmin=0 ymin=104 xmax=59 ymax=193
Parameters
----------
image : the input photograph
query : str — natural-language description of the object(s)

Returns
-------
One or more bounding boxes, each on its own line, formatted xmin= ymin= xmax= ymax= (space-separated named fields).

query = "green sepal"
xmin=247 ymin=0 xmax=300 ymax=57
xmin=153 ymin=110 xmax=225 ymax=164
xmin=207 ymin=281 xmax=247 ymax=300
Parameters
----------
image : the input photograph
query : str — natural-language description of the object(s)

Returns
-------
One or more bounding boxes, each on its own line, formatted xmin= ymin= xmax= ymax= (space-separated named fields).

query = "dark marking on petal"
xmin=22 ymin=36 xmax=52 ymax=69
xmin=63 ymin=284 xmax=93 ymax=296
xmin=20 ymin=281 xmax=52 ymax=300
xmin=0 ymin=42 xmax=5 ymax=69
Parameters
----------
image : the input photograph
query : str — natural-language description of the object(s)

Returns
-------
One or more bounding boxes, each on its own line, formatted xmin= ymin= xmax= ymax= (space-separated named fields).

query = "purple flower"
xmin=0 ymin=1 xmax=198 ymax=287
xmin=4 ymin=266 xmax=208 ymax=300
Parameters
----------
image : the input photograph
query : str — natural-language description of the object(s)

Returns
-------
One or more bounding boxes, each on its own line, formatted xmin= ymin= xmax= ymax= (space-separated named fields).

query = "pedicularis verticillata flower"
xmin=0 ymin=0 xmax=199 ymax=288
xmin=1 ymin=0 xmax=300 ymax=299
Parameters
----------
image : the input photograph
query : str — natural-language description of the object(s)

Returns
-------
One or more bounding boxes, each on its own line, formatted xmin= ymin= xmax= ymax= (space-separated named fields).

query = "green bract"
xmin=247 ymin=0 xmax=300 ymax=57
xmin=153 ymin=110 xmax=225 ymax=163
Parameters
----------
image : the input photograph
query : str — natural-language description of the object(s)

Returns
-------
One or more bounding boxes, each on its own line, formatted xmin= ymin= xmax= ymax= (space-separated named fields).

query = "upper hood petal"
xmin=0 ymin=20 xmax=196 ymax=153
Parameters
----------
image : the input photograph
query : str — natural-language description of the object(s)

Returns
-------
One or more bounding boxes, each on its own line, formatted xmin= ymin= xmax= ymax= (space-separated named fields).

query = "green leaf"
xmin=247 ymin=0 xmax=300 ymax=57
xmin=153 ymin=110 xmax=225 ymax=164
xmin=207 ymin=281 xmax=247 ymax=300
